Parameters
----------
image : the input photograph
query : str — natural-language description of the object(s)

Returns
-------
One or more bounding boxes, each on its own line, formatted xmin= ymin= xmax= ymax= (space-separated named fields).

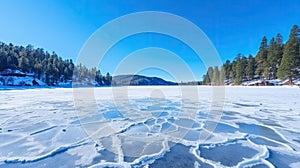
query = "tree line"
xmin=203 ymin=25 xmax=300 ymax=85
xmin=0 ymin=42 xmax=112 ymax=86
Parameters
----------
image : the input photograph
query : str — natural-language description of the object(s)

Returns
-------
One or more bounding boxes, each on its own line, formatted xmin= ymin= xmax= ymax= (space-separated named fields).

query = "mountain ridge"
xmin=112 ymin=74 xmax=177 ymax=86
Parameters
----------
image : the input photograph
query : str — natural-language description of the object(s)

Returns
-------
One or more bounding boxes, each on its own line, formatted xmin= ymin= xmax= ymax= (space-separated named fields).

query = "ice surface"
xmin=0 ymin=86 xmax=300 ymax=167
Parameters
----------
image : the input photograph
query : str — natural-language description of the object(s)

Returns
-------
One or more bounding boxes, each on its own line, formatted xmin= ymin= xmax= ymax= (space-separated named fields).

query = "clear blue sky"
xmin=1 ymin=0 xmax=300 ymax=81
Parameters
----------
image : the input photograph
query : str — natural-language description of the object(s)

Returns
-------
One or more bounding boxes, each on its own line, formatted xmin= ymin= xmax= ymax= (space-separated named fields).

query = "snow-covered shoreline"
xmin=1 ymin=84 xmax=299 ymax=91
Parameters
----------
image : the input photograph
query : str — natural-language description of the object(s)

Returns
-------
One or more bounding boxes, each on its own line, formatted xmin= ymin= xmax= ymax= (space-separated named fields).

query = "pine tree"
xmin=203 ymin=73 xmax=210 ymax=85
xmin=207 ymin=67 xmax=214 ymax=85
xmin=255 ymin=36 xmax=268 ymax=79
xmin=0 ymin=51 xmax=7 ymax=71
xmin=267 ymin=34 xmax=283 ymax=79
xmin=277 ymin=25 xmax=300 ymax=82
xmin=19 ymin=56 xmax=29 ymax=72
xmin=230 ymin=60 xmax=237 ymax=82
xmin=202 ymin=74 xmax=208 ymax=85
xmin=95 ymin=70 xmax=103 ymax=85
xmin=34 ymin=62 xmax=42 ymax=79
xmin=223 ymin=60 xmax=231 ymax=80
xmin=245 ymin=55 xmax=256 ymax=80
xmin=219 ymin=66 xmax=225 ymax=85
xmin=68 ymin=60 xmax=74 ymax=80
xmin=203 ymin=67 xmax=214 ymax=85
xmin=212 ymin=66 xmax=220 ymax=85
xmin=6 ymin=54 xmax=18 ymax=69
xmin=264 ymin=37 xmax=275 ymax=79
xmin=105 ymin=72 xmax=112 ymax=86
xmin=234 ymin=54 xmax=247 ymax=84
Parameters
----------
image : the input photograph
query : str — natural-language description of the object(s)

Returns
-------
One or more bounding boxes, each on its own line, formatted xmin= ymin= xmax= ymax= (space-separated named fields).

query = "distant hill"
xmin=112 ymin=74 xmax=177 ymax=86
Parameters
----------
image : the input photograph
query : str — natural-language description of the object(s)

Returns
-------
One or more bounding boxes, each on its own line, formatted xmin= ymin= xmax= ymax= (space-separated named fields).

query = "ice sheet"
xmin=0 ymin=86 xmax=300 ymax=167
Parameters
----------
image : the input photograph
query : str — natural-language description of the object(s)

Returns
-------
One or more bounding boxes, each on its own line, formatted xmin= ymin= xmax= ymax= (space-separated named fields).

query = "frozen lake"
xmin=0 ymin=86 xmax=300 ymax=168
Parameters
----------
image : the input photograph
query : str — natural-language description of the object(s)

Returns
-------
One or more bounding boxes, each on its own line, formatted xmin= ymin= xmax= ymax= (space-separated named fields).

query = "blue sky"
xmin=1 ymin=0 xmax=300 ymax=81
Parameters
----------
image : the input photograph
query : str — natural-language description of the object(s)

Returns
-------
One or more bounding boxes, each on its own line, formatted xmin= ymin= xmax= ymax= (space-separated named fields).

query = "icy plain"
xmin=0 ymin=86 xmax=300 ymax=168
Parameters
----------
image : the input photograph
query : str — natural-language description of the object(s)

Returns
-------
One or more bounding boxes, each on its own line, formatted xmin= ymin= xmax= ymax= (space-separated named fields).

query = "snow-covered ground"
xmin=0 ymin=86 xmax=299 ymax=167
xmin=0 ymin=75 xmax=47 ymax=87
